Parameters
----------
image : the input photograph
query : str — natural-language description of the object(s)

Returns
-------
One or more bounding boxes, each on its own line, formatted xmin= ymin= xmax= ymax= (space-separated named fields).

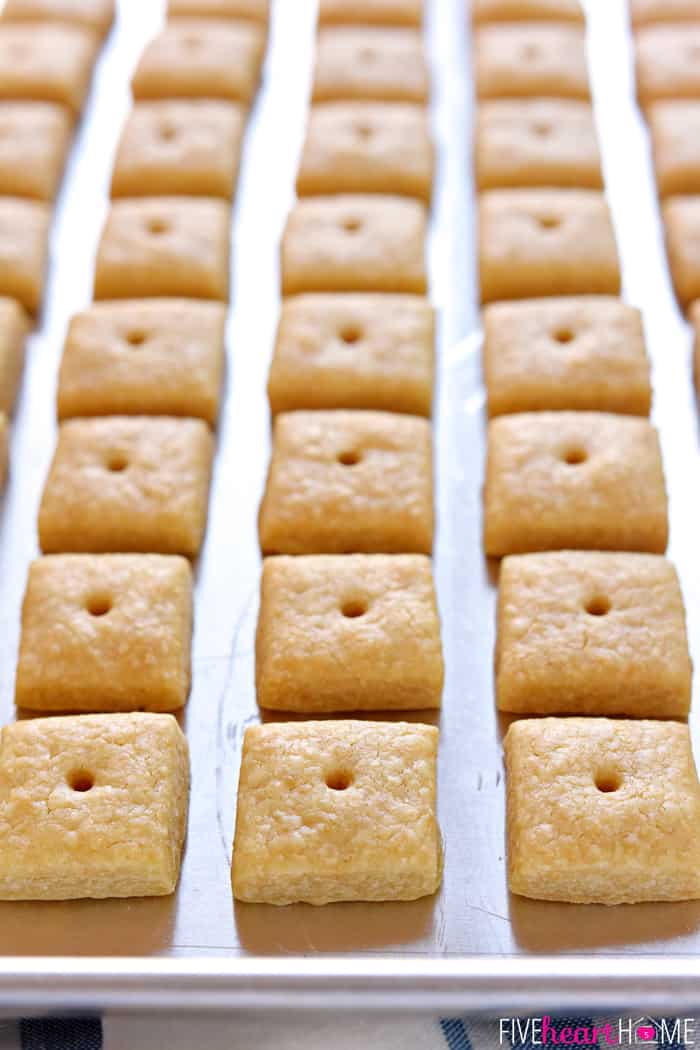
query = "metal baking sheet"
xmin=0 ymin=0 xmax=700 ymax=1015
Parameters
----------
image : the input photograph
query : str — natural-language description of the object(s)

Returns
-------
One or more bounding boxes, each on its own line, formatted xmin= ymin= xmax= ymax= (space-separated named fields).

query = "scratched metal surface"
xmin=0 ymin=0 xmax=699 ymax=971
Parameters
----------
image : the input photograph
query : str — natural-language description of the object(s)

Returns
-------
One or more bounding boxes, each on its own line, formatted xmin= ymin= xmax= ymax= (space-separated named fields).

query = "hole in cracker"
xmin=147 ymin=217 xmax=169 ymax=235
xmin=355 ymin=122 xmax=373 ymax=140
xmin=338 ymin=449 xmax=361 ymax=466
xmin=181 ymin=33 xmax=203 ymax=48
xmin=106 ymin=452 xmax=129 ymax=472
xmin=159 ymin=122 xmax=177 ymax=142
xmin=538 ymin=215 xmax=560 ymax=230
xmin=594 ymin=769 xmax=622 ymax=794
xmin=341 ymin=598 xmax=367 ymax=619
xmin=532 ymin=121 xmax=551 ymax=137
xmin=325 ymin=770 xmax=353 ymax=791
xmin=125 ymin=329 xmax=147 ymax=347
xmin=342 ymin=216 xmax=362 ymax=234
xmin=339 ymin=324 xmax=362 ymax=345
xmin=562 ymin=446 xmax=587 ymax=465
xmin=86 ymin=593 xmax=113 ymax=617
xmin=522 ymin=43 xmax=540 ymax=61
xmin=585 ymin=595 xmax=611 ymax=617
xmin=68 ymin=769 xmax=95 ymax=793
xmin=553 ymin=327 xmax=574 ymax=344
xmin=358 ymin=46 xmax=376 ymax=62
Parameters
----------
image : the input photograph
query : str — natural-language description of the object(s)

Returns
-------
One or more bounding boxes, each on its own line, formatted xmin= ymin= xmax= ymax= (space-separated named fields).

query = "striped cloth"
xmin=0 ymin=1015 xmax=695 ymax=1048
xmin=0 ymin=1020 xmax=101 ymax=1049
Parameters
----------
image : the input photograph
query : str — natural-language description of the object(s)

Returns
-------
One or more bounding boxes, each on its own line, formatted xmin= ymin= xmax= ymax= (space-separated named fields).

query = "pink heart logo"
xmin=637 ymin=1028 xmax=656 ymax=1041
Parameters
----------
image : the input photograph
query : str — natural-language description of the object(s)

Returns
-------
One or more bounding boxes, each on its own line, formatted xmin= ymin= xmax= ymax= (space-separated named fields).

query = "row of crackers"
xmin=234 ymin=0 xmax=446 ymax=909
xmin=0 ymin=0 xmax=270 ymax=903
xmin=474 ymin=0 xmax=700 ymax=909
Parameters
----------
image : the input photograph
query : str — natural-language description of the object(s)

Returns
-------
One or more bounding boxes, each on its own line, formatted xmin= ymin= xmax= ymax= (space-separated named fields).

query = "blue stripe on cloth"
xmin=441 ymin=1017 xmax=473 ymax=1050
xmin=20 ymin=1018 xmax=102 ymax=1050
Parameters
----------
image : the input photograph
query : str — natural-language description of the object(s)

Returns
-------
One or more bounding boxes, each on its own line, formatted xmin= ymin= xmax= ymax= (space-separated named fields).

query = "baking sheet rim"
xmin=0 ymin=955 xmax=699 ymax=1014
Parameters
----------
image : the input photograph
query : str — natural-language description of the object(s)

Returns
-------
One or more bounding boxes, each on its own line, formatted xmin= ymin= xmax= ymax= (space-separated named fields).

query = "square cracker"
xmin=631 ymin=0 xmax=700 ymax=25
xmin=268 ymin=293 xmax=434 ymax=417
xmin=482 ymin=297 xmax=651 ymax=417
xmin=496 ymin=552 xmax=691 ymax=718
xmin=483 ymin=412 xmax=668 ymax=557
xmin=0 ymin=103 xmax=72 ymax=202
xmin=16 ymin=555 xmax=193 ymax=713
xmin=281 ymin=195 xmax=427 ymax=296
xmin=0 ymin=23 xmax=98 ymax=114
xmin=2 ymin=0 xmax=114 ymax=35
xmin=649 ymin=102 xmax=700 ymax=197
xmin=259 ymin=410 xmax=434 ymax=555
xmin=57 ymin=299 xmax=225 ymax=425
xmin=297 ymin=102 xmax=433 ymax=201
xmin=478 ymin=189 xmax=620 ymax=304
xmin=232 ymin=720 xmax=441 ymax=905
xmin=663 ymin=196 xmax=700 ymax=308
xmin=472 ymin=0 xmax=583 ymax=20
xmin=0 ymin=198 xmax=51 ymax=315
xmin=256 ymin=554 xmax=443 ymax=712
xmin=111 ymin=100 xmax=246 ymax=200
xmin=0 ymin=712 xmax=189 ymax=900
xmin=475 ymin=100 xmax=602 ymax=191
xmin=635 ymin=25 xmax=700 ymax=106
xmin=168 ymin=0 xmax=269 ymax=19
xmin=474 ymin=24 xmax=589 ymax=101
xmin=132 ymin=20 xmax=265 ymax=105
xmin=313 ymin=27 xmax=428 ymax=104
xmin=505 ymin=717 xmax=700 ymax=904
xmin=93 ymin=198 xmax=230 ymax=302
xmin=0 ymin=297 xmax=28 ymax=416
xmin=318 ymin=0 xmax=423 ymax=25
xmin=38 ymin=417 xmax=214 ymax=557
